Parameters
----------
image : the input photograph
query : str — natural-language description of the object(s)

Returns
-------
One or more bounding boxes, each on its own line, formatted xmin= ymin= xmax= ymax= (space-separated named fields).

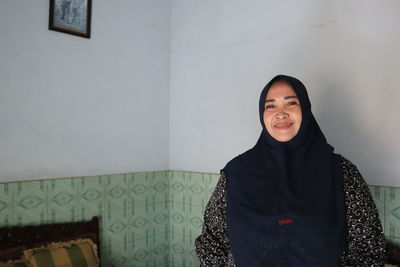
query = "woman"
xmin=195 ymin=75 xmax=386 ymax=266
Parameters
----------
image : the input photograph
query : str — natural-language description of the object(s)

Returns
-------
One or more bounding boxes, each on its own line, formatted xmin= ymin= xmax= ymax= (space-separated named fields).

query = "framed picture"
xmin=49 ymin=0 xmax=92 ymax=38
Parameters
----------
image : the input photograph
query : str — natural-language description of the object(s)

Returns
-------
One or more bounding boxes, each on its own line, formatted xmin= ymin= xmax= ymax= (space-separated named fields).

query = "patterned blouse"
xmin=195 ymin=157 xmax=387 ymax=266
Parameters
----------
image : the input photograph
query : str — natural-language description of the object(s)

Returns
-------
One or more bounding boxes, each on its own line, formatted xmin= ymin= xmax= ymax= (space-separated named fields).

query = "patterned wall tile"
xmin=205 ymin=173 xmax=220 ymax=201
xmin=185 ymin=173 xmax=206 ymax=206
xmin=101 ymin=178 xmax=170 ymax=263
xmin=150 ymin=171 xmax=170 ymax=205
xmin=171 ymin=171 xmax=210 ymax=205
xmin=131 ymin=171 xmax=170 ymax=207
xmin=77 ymin=175 xmax=107 ymax=222
xmin=0 ymin=170 xmax=170 ymax=267
xmin=134 ymin=233 xmax=169 ymax=267
xmin=368 ymin=185 xmax=386 ymax=231
xmin=385 ymin=187 xmax=400 ymax=239
xmin=170 ymin=202 xmax=203 ymax=241
xmin=103 ymin=217 xmax=130 ymax=248
xmin=130 ymin=204 xmax=151 ymax=239
xmin=129 ymin=202 xmax=169 ymax=241
xmin=14 ymin=180 xmax=48 ymax=226
xmin=102 ymin=233 xmax=170 ymax=267
xmin=131 ymin=172 xmax=152 ymax=207
xmin=48 ymin=178 xmax=82 ymax=223
xmin=151 ymin=232 xmax=170 ymax=264
xmin=0 ymin=182 xmax=16 ymax=226
xmin=102 ymin=241 xmax=132 ymax=267
xmin=103 ymin=174 xmax=131 ymax=211
xmin=169 ymin=199 xmax=205 ymax=267
xmin=169 ymin=171 xmax=187 ymax=204
xmin=169 ymin=235 xmax=199 ymax=267
xmin=169 ymin=171 xmax=214 ymax=267
xmin=150 ymin=202 xmax=170 ymax=237
xmin=101 ymin=174 xmax=132 ymax=247
xmin=169 ymin=228 xmax=199 ymax=266
xmin=132 ymin=238 xmax=154 ymax=267
xmin=170 ymin=171 xmax=216 ymax=211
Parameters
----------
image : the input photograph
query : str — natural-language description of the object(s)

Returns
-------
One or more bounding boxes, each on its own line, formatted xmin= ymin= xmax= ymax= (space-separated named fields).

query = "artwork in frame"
xmin=49 ymin=0 xmax=92 ymax=38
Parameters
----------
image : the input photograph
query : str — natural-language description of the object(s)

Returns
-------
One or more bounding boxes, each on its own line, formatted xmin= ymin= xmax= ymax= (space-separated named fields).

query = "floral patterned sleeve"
xmin=194 ymin=173 xmax=236 ymax=267
xmin=337 ymin=157 xmax=387 ymax=266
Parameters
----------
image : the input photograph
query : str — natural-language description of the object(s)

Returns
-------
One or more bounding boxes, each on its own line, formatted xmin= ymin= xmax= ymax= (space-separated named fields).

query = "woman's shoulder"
xmin=337 ymin=154 xmax=369 ymax=188
xmin=338 ymin=154 xmax=361 ymax=173
xmin=221 ymin=152 xmax=247 ymax=176
xmin=223 ymin=148 xmax=255 ymax=169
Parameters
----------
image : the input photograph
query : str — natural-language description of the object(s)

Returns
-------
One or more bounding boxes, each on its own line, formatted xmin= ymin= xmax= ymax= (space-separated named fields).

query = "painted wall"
xmin=1 ymin=1 xmax=399 ymax=187
xmin=0 ymin=0 xmax=171 ymax=182
xmin=169 ymin=0 xmax=400 ymax=186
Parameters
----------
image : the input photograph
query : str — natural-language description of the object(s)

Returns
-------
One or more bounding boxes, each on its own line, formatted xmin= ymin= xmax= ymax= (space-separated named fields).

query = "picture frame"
xmin=49 ymin=0 xmax=92 ymax=38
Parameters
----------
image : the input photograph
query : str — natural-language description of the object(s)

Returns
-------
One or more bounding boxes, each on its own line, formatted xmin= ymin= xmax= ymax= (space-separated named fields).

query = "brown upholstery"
xmin=0 ymin=217 xmax=100 ymax=265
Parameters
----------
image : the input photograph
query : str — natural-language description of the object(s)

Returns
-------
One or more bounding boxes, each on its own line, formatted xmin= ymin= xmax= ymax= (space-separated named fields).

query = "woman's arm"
xmin=339 ymin=157 xmax=387 ymax=266
xmin=194 ymin=174 xmax=235 ymax=267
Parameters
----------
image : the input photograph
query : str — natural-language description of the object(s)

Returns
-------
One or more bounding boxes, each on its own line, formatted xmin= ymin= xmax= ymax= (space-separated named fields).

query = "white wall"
xmin=0 ymin=0 xmax=171 ymax=182
xmin=169 ymin=0 xmax=400 ymax=186
xmin=1 ymin=1 xmax=399 ymax=187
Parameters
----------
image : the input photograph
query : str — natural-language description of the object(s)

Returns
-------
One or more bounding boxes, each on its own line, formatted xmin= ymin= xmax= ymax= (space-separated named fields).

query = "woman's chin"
xmin=272 ymin=133 xmax=296 ymax=142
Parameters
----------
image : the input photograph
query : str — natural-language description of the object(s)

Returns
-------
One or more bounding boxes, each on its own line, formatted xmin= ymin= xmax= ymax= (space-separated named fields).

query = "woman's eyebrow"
xmin=284 ymin=96 xmax=298 ymax=100
xmin=265 ymin=96 xmax=298 ymax=102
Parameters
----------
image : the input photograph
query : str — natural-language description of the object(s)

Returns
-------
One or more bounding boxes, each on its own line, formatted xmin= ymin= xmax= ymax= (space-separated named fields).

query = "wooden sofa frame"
xmin=0 ymin=216 xmax=100 ymax=264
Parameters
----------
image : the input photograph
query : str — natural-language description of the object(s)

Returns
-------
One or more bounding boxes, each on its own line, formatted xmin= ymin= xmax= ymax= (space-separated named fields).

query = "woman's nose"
xmin=276 ymin=111 xmax=288 ymax=119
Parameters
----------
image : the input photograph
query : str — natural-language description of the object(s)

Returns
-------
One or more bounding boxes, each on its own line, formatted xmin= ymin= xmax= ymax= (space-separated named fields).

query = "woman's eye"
xmin=265 ymin=104 xmax=275 ymax=109
xmin=287 ymin=101 xmax=299 ymax=106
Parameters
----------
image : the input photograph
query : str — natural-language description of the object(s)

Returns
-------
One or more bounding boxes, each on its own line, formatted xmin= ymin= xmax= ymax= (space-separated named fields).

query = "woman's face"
xmin=263 ymin=81 xmax=302 ymax=142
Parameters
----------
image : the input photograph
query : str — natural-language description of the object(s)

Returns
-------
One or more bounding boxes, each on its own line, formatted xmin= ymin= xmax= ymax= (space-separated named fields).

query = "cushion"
xmin=23 ymin=239 xmax=99 ymax=267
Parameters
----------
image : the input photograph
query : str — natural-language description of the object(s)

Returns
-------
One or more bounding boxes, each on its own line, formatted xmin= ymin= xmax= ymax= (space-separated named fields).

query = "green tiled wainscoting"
xmin=0 ymin=172 xmax=170 ymax=267
xmin=0 ymin=171 xmax=399 ymax=267
xmin=371 ymin=186 xmax=400 ymax=247
xmin=168 ymin=171 xmax=219 ymax=267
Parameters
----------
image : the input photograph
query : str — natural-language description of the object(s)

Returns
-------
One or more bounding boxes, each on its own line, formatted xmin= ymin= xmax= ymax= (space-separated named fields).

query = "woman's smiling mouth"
xmin=274 ymin=122 xmax=293 ymax=129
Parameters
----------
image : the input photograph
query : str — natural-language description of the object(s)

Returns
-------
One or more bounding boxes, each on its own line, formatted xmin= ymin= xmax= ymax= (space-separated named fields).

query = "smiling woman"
xmin=263 ymin=81 xmax=302 ymax=142
xmin=195 ymin=75 xmax=386 ymax=267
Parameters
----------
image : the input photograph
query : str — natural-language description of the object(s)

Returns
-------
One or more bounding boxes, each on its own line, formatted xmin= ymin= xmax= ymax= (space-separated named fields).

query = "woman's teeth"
xmin=275 ymin=123 xmax=292 ymax=128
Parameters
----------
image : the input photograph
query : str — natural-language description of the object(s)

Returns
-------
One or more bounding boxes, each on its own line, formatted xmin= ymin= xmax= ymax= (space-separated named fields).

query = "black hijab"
xmin=222 ymin=75 xmax=346 ymax=266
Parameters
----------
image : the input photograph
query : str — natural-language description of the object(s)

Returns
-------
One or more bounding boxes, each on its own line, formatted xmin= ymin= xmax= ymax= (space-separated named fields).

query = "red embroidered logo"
xmin=278 ymin=218 xmax=294 ymax=226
